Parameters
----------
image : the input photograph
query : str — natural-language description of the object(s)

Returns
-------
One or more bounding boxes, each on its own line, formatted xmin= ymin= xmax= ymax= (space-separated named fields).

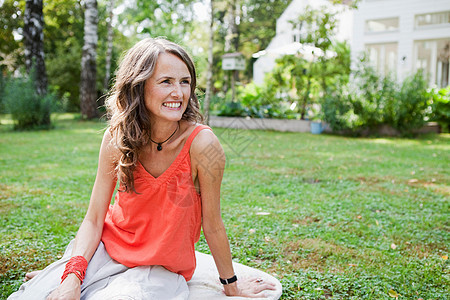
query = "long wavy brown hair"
xmin=105 ymin=38 xmax=204 ymax=193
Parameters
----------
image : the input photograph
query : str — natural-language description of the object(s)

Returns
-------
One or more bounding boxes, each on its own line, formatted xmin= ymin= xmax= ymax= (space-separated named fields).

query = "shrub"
xmin=0 ymin=71 xmax=5 ymax=114
xmin=428 ymin=86 xmax=450 ymax=132
xmin=215 ymin=82 xmax=300 ymax=119
xmin=217 ymin=101 xmax=248 ymax=117
xmin=351 ymin=63 xmax=398 ymax=130
xmin=4 ymin=72 xmax=56 ymax=130
xmin=322 ymin=85 xmax=361 ymax=132
xmin=390 ymin=72 xmax=430 ymax=133
xmin=322 ymin=59 xmax=431 ymax=135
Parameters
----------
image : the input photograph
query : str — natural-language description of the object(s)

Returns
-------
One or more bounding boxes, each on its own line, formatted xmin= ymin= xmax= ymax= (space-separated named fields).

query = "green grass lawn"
xmin=1 ymin=114 xmax=449 ymax=299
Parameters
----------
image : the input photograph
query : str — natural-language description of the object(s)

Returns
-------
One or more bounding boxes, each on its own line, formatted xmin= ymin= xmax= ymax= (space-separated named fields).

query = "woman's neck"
xmin=149 ymin=119 xmax=180 ymax=142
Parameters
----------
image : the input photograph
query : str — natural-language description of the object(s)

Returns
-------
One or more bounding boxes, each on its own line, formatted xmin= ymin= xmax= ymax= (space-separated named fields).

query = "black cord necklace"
xmin=150 ymin=122 xmax=179 ymax=151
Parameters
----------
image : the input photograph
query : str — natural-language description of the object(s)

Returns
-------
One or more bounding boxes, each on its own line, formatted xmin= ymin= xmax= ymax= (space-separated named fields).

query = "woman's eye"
xmin=181 ymin=80 xmax=190 ymax=85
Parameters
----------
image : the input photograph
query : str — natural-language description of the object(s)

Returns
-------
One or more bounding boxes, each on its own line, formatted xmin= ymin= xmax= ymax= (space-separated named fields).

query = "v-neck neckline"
xmin=136 ymin=124 xmax=202 ymax=183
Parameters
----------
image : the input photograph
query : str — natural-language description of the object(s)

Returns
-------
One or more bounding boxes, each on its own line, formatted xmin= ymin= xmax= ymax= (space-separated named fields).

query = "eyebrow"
xmin=156 ymin=75 xmax=191 ymax=81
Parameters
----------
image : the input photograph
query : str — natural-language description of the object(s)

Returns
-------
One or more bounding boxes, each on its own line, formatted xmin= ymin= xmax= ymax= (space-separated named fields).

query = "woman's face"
xmin=144 ymin=52 xmax=191 ymax=123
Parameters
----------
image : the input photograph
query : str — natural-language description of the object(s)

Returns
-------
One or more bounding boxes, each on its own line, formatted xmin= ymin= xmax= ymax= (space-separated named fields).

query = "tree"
xmin=43 ymin=0 xmax=84 ymax=111
xmin=239 ymin=0 xmax=291 ymax=51
xmin=270 ymin=5 xmax=351 ymax=120
xmin=103 ymin=0 xmax=115 ymax=92
xmin=224 ymin=0 xmax=239 ymax=53
xmin=203 ymin=0 xmax=215 ymax=124
xmin=120 ymin=0 xmax=197 ymax=42
xmin=210 ymin=0 xmax=291 ymax=85
xmin=24 ymin=0 xmax=47 ymax=96
xmin=80 ymin=0 xmax=99 ymax=119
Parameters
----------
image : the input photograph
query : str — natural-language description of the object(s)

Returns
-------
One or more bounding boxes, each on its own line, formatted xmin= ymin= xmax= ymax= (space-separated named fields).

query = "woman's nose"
xmin=171 ymin=84 xmax=183 ymax=99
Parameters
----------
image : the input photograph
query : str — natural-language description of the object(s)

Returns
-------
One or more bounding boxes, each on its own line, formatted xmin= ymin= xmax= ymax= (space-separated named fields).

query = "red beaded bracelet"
xmin=61 ymin=256 xmax=88 ymax=284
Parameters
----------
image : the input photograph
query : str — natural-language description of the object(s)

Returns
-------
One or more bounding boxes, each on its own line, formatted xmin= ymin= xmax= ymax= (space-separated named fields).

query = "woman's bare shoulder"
xmin=101 ymin=127 xmax=121 ymax=160
xmin=190 ymin=124 xmax=224 ymax=163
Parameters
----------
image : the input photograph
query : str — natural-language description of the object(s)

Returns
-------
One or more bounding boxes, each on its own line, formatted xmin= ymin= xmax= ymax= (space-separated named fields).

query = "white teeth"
xmin=163 ymin=102 xmax=181 ymax=108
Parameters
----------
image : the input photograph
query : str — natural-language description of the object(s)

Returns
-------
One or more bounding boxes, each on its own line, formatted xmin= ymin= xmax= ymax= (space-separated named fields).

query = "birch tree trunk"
xmin=80 ymin=0 xmax=98 ymax=119
xmin=24 ymin=0 xmax=47 ymax=96
xmin=203 ymin=0 xmax=214 ymax=125
xmin=223 ymin=0 xmax=240 ymax=99
xmin=103 ymin=0 xmax=115 ymax=92
xmin=224 ymin=0 xmax=237 ymax=53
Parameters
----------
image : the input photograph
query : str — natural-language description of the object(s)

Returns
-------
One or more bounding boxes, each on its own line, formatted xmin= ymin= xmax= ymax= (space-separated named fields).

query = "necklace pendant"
xmin=157 ymin=144 xmax=163 ymax=151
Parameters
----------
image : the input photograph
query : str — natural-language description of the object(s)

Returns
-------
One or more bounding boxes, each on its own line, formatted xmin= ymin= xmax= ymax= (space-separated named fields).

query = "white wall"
xmin=351 ymin=0 xmax=450 ymax=83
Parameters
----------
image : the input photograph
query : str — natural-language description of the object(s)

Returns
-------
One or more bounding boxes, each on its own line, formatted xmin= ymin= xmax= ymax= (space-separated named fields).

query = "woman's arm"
xmin=191 ymin=129 xmax=275 ymax=297
xmin=47 ymin=130 xmax=118 ymax=300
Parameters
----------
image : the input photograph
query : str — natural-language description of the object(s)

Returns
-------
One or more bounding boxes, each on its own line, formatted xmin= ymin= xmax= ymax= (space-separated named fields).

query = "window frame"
xmin=365 ymin=17 xmax=400 ymax=34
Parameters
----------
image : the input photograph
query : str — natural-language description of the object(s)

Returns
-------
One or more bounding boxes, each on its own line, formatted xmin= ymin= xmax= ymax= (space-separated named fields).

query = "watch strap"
xmin=219 ymin=275 xmax=237 ymax=285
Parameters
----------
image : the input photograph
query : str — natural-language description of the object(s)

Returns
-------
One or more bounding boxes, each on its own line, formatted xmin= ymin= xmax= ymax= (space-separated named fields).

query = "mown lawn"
xmin=0 ymin=114 xmax=448 ymax=299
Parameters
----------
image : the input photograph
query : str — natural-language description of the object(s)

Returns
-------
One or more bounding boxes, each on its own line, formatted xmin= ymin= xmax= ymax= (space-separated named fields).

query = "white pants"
xmin=8 ymin=240 xmax=189 ymax=300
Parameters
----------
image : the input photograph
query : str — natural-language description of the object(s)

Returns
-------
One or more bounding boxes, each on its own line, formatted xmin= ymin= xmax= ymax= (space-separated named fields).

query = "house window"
xmin=415 ymin=11 xmax=450 ymax=28
xmin=365 ymin=17 xmax=399 ymax=33
xmin=414 ymin=39 xmax=450 ymax=87
xmin=366 ymin=43 xmax=398 ymax=76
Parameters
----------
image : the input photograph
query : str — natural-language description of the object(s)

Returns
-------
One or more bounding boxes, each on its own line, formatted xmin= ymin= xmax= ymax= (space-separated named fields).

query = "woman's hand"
xmin=46 ymin=274 xmax=81 ymax=300
xmin=223 ymin=277 xmax=277 ymax=298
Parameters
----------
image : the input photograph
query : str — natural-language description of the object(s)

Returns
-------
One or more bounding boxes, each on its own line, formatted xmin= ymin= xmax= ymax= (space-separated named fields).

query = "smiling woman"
xmin=7 ymin=38 xmax=278 ymax=300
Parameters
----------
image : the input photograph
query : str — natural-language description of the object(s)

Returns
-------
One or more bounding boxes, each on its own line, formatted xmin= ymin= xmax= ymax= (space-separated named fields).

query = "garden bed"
xmin=209 ymin=116 xmax=330 ymax=133
xmin=209 ymin=116 xmax=440 ymax=135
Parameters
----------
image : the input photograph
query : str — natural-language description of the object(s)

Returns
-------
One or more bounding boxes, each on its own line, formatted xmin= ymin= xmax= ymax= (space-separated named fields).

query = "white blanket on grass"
xmin=188 ymin=252 xmax=282 ymax=300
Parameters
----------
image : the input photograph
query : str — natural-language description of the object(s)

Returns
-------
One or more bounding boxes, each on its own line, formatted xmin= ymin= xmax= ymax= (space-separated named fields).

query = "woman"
xmin=8 ymin=38 xmax=275 ymax=299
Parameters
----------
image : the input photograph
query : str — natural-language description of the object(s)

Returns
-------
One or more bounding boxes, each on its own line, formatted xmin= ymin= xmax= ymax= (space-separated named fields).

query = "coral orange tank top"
xmin=101 ymin=125 xmax=211 ymax=281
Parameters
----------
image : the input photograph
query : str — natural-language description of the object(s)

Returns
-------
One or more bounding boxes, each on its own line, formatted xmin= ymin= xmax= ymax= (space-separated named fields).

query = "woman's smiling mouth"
xmin=162 ymin=102 xmax=182 ymax=108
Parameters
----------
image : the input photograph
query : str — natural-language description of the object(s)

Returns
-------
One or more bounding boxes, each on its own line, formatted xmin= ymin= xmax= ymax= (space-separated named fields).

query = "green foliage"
xmin=218 ymin=101 xmax=248 ymax=117
xmin=428 ymin=86 xmax=450 ymax=132
xmin=0 ymin=69 xmax=5 ymax=113
xmin=321 ymin=84 xmax=360 ymax=132
xmin=43 ymin=0 xmax=129 ymax=112
xmin=121 ymin=0 xmax=196 ymax=42
xmin=322 ymin=60 xmax=432 ymax=135
xmin=263 ymin=5 xmax=351 ymax=120
xmin=237 ymin=0 xmax=291 ymax=79
xmin=351 ymin=63 xmax=399 ymax=129
xmin=208 ymin=0 xmax=293 ymax=87
xmin=43 ymin=0 xmax=84 ymax=111
xmin=291 ymin=5 xmax=337 ymax=51
xmin=215 ymin=37 xmax=352 ymax=121
xmin=0 ymin=0 xmax=130 ymax=113
xmin=3 ymin=72 xmax=56 ymax=130
xmin=0 ymin=0 xmax=25 ymax=71
xmin=216 ymin=82 xmax=300 ymax=119
xmin=390 ymin=72 xmax=430 ymax=133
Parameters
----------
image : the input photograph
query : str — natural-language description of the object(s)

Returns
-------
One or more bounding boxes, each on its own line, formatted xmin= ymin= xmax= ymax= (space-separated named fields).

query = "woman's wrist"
xmin=62 ymin=273 xmax=82 ymax=286
xmin=223 ymin=281 xmax=239 ymax=296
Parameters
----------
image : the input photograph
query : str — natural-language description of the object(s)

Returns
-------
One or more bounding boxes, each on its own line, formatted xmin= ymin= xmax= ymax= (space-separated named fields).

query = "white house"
xmin=253 ymin=0 xmax=450 ymax=87
xmin=352 ymin=0 xmax=450 ymax=87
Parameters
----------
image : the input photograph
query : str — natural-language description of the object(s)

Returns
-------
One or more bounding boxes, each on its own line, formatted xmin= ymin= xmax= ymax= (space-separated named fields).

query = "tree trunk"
xmin=301 ymin=76 xmax=311 ymax=120
xmin=223 ymin=0 xmax=238 ymax=94
xmin=203 ymin=0 xmax=214 ymax=125
xmin=24 ymin=0 xmax=47 ymax=96
xmin=103 ymin=0 xmax=115 ymax=92
xmin=80 ymin=0 xmax=98 ymax=119
xmin=224 ymin=0 xmax=237 ymax=53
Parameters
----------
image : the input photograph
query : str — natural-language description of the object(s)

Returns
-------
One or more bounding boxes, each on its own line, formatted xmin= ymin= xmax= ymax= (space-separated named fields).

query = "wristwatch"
xmin=219 ymin=275 xmax=237 ymax=285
